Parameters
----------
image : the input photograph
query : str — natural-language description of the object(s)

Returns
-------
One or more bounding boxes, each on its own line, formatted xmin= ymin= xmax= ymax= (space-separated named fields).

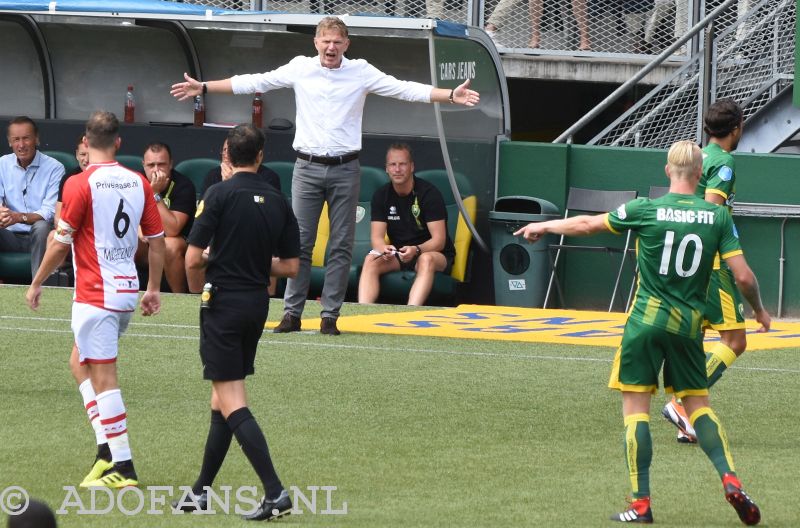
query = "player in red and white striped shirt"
xmin=27 ymin=111 xmax=164 ymax=488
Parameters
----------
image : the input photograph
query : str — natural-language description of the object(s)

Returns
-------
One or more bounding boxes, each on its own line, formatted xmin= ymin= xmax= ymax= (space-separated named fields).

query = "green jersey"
xmin=606 ymin=193 xmax=742 ymax=339
xmin=699 ymin=142 xmax=736 ymax=210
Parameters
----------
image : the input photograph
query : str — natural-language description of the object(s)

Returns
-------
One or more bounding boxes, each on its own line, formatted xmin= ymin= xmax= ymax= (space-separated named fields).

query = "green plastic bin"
xmin=490 ymin=196 xmax=559 ymax=307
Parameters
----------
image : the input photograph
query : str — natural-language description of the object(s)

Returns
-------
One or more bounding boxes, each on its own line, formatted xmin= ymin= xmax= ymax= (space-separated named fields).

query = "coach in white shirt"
xmin=171 ymin=16 xmax=479 ymax=335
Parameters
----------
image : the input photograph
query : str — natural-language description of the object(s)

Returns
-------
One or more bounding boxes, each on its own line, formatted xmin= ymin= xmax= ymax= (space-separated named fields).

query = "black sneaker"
xmin=320 ymin=317 xmax=340 ymax=336
xmin=273 ymin=314 xmax=301 ymax=333
xmin=610 ymin=498 xmax=653 ymax=523
xmin=171 ymin=490 xmax=208 ymax=512
xmin=723 ymin=473 xmax=761 ymax=526
xmin=241 ymin=489 xmax=292 ymax=521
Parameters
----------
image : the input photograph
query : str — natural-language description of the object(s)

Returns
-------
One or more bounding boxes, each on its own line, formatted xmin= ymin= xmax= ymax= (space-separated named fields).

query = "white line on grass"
xmin=1 ymin=314 xmax=195 ymax=329
xmin=2 ymin=323 xmax=799 ymax=374
xmin=267 ymin=338 xmax=612 ymax=363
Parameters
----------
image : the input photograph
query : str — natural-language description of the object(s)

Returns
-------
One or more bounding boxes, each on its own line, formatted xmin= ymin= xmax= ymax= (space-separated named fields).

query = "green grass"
xmin=0 ymin=284 xmax=798 ymax=526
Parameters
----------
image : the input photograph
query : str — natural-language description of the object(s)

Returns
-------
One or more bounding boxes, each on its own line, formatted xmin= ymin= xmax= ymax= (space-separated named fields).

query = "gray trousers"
xmin=284 ymin=158 xmax=360 ymax=320
xmin=0 ymin=220 xmax=52 ymax=276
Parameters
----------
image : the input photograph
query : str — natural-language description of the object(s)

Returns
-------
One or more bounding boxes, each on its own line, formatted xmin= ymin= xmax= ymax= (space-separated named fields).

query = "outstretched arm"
xmin=430 ymin=79 xmax=480 ymax=107
xmin=170 ymin=73 xmax=233 ymax=101
xmin=514 ymin=213 xmax=610 ymax=243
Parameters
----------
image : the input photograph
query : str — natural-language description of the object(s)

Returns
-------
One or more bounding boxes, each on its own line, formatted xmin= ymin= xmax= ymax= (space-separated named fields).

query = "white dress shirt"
xmin=231 ymin=56 xmax=432 ymax=156
xmin=0 ymin=150 xmax=63 ymax=233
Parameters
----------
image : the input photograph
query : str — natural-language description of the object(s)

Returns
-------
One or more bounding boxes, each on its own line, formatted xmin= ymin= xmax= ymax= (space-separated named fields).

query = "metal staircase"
xmin=556 ymin=0 xmax=796 ymax=151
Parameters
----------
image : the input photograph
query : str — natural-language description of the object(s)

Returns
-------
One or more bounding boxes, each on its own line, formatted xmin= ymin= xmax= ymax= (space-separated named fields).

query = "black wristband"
xmin=448 ymin=88 xmax=455 ymax=104
xmin=415 ymin=245 xmax=422 ymax=256
xmin=202 ymin=82 xmax=208 ymax=95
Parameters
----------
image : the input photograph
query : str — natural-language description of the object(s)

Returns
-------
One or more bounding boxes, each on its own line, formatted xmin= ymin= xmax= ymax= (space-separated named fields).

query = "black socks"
xmin=227 ymin=407 xmax=283 ymax=500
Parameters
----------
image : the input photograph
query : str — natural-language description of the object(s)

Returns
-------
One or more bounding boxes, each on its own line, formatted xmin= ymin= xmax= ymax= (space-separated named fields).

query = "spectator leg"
xmin=426 ymin=0 xmax=444 ymax=19
xmin=571 ymin=0 xmax=591 ymax=50
xmin=528 ymin=0 xmax=543 ymax=48
xmin=30 ymin=219 xmax=52 ymax=277
xmin=644 ymin=0 xmax=672 ymax=45
xmin=408 ymin=252 xmax=447 ymax=306
xmin=163 ymin=236 xmax=188 ymax=294
xmin=357 ymin=253 xmax=400 ymax=304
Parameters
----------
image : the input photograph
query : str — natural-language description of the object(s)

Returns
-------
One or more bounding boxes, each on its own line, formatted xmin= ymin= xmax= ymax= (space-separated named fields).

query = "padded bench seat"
xmin=0 ymin=252 xmax=32 ymax=282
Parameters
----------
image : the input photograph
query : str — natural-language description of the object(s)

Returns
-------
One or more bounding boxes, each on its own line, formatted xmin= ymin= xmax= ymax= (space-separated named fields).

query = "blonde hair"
xmin=667 ymin=140 xmax=702 ymax=179
xmin=316 ymin=16 xmax=348 ymax=38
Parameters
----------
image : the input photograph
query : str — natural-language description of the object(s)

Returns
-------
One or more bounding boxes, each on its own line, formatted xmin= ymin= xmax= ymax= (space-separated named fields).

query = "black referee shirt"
xmin=200 ymin=164 xmax=281 ymax=197
xmin=187 ymin=171 xmax=300 ymax=290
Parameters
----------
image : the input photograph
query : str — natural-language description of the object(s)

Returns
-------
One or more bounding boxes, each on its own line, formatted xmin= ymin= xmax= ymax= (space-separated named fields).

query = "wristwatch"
xmin=153 ymin=193 xmax=162 ymax=203
xmin=21 ymin=214 xmax=28 ymax=224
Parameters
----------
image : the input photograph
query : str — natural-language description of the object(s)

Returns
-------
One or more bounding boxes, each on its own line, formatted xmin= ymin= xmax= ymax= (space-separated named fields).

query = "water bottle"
xmin=252 ymin=92 xmax=263 ymax=129
xmin=124 ymin=85 xmax=135 ymax=124
xmin=193 ymin=95 xmax=205 ymax=127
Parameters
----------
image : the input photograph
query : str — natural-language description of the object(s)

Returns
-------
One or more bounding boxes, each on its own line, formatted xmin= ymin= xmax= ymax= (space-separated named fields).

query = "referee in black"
xmin=181 ymin=124 xmax=300 ymax=521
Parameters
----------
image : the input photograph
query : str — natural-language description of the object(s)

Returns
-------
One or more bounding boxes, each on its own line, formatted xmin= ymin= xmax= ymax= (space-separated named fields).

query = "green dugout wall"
xmin=497 ymin=141 xmax=800 ymax=317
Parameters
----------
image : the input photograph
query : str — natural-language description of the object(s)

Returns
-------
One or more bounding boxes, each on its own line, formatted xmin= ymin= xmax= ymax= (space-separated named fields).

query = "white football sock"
xmin=96 ymin=389 xmax=131 ymax=463
xmin=78 ymin=379 xmax=107 ymax=445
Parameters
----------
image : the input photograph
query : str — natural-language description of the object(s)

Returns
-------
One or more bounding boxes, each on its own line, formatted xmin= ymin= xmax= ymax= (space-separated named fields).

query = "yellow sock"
xmin=706 ymin=342 xmax=737 ymax=388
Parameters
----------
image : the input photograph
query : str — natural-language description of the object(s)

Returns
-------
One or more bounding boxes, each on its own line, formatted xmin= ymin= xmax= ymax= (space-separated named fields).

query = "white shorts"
xmin=71 ymin=302 xmax=132 ymax=365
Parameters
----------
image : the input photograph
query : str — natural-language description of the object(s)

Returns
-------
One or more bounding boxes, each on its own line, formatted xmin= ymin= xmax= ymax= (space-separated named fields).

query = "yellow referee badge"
xmin=195 ymin=200 xmax=204 ymax=217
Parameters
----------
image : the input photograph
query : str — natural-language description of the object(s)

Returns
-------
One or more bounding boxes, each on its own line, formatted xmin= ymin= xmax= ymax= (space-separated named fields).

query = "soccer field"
xmin=0 ymin=284 xmax=798 ymax=527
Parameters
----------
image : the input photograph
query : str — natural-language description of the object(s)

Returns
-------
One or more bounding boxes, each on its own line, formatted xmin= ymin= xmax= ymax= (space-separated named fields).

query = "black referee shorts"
xmin=199 ymin=289 xmax=269 ymax=381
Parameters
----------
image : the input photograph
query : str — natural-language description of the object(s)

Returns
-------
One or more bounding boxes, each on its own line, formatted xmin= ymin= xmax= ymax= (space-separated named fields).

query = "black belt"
xmin=295 ymin=151 xmax=359 ymax=166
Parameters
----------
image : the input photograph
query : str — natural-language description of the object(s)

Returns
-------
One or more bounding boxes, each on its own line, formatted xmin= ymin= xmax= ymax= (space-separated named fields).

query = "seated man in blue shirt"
xmin=358 ymin=143 xmax=455 ymax=306
xmin=0 ymin=116 xmax=64 ymax=277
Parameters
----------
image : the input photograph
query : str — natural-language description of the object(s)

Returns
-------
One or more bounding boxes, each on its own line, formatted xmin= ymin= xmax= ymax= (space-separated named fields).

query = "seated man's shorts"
xmin=397 ymin=250 xmax=455 ymax=275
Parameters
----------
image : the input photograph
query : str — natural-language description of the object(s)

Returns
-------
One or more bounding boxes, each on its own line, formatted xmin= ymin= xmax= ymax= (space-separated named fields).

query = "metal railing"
xmin=184 ymin=0 xmax=718 ymax=57
xmin=555 ymin=0 xmax=794 ymax=147
xmin=182 ymin=0 xmax=475 ymax=23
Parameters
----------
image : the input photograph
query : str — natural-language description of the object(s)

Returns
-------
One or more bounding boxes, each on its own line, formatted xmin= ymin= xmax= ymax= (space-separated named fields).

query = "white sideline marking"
xmin=1 ymin=314 xmax=195 ymax=329
xmin=1 ymin=320 xmax=799 ymax=374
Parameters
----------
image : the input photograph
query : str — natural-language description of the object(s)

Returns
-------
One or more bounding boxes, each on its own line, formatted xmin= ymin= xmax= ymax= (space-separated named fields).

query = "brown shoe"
xmin=320 ymin=317 xmax=340 ymax=336
xmin=273 ymin=313 xmax=301 ymax=333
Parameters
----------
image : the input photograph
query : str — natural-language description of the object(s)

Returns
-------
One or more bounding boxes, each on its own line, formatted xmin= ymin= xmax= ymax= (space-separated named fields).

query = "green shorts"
xmin=704 ymin=265 xmax=746 ymax=331
xmin=608 ymin=318 xmax=709 ymax=398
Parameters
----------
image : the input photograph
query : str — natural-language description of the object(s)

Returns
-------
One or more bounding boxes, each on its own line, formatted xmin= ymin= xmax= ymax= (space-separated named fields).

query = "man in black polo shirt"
xmin=200 ymin=137 xmax=281 ymax=196
xmin=135 ymin=141 xmax=196 ymax=293
xmin=358 ymin=143 xmax=455 ymax=306
xmin=181 ymin=124 xmax=300 ymax=521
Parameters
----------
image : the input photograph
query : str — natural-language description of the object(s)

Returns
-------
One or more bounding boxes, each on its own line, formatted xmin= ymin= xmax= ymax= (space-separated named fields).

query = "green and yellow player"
xmin=514 ymin=140 xmax=769 ymax=525
xmin=663 ymin=99 xmax=750 ymax=443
